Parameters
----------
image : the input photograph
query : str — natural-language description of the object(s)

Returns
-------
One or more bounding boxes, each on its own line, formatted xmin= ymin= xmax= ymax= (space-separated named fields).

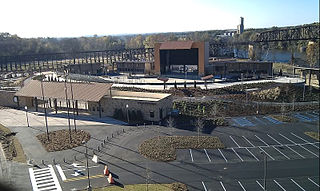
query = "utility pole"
xmin=69 ymin=63 xmax=77 ymax=132
xmin=40 ymin=67 xmax=50 ymax=141
xmin=64 ymin=68 xmax=72 ymax=143
xmin=82 ymin=141 xmax=92 ymax=191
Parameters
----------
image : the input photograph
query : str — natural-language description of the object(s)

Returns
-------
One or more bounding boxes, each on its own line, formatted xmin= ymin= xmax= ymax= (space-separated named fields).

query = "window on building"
xmin=150 ymin=111 xmax=154 ymax=118
xmin=93 ymin=107 xmax=95 ymax=111
xmin=102 ymin=108 xmax=104 ymax=112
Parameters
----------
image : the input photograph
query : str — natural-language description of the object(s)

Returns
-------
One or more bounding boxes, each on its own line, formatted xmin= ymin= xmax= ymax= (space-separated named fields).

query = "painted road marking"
xmin=189 ymin=149 xmax=194 ymax=162
xmin=238 ymin=181 xmax=247 ymax=191
xmin=308 ymin=177 xmax=320 ymax=187
xmin=245 ymin=148 xmax=259 ymax=161
xmin=201 ymin=181 xmax=208 ymax=191
xmin=291 ymin=178 xmax=306 ymax=191
xmin=263 ymin=116 xmax=282 ymax=124
xmin=220 ymin=181 xmax=227 ymax=191
xmin=267 ymin=134 xmax=283 ymax=145
xmin=56 ymin=164 xmax=66 ymax=181
xmin=242 ymin=136 xmax=255 ymax=147
xmin=274 ymin=179 xmax=286 ymax=191
xmin=232 ymin=148 xmax=244 ymax=162
xmin=294 ymin=113 xmax=312 ymax=122
xmin=273 ymin=146 xmax=290 ymax=159
xmin=286 ymin=145 xmax=305 ymax=159
xmin=259 ymin=147 xmax=275 ymax=160
xmin=218 ymin=149 xmax=228 ymax=163
xmin=29 ymin=165 xmax=62 ymax=191
xmin=255 ymin=135 xmax=269 ymax=146
xmin=64 ymin=174 xmax=104 ymax=182
xmin=229 ymin=136 xmax=241 ymax=147
xmin=256 ymin=180 xmax=264 ymax=190
xmin=291 ymin=132 xmax=319 ymax=149
xmin=203 ymin=149 xmax=211 ymax=162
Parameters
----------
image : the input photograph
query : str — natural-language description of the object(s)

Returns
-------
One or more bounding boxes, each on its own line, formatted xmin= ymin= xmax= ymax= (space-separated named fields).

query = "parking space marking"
xmin=255 ymin=135 xmax=269 ymax=146
xmin=220 ymin=181 xmax=227 ymax=191
xmin=245 ymin=148 xmax=259 ymax=161
xmin=267 ymin=134 xmax=283 ymax=145
xmin=308 ymin=177 xmax=320 ymax=187
xmin=294 ymin=113 xmax=312 ymax=122
xmin=285 ymin=136 xmax=319 ymax=156
xmin=189 ymin=149 xmax=194 ymax=162
xmin=291 ymin=178 xmax=306 ymax=191
xmin=253 ymin=116 xmax=266 ymax=125
xmin=291 ymin=132 xmax=320 ymax=149
xmin=263 ymin=116 xmax=282 ymax=124
xmin=201 ymin=181 xmax=208 ymax=191
xmin=272 ymin=146 xmax=290 ymax=159
xmin=286 ymin=145 xmax=305 ymax=158
xmin=203 ymin=149 xmax=211 ymax=162
xmin=238 ymin=181 xmax=247 ymax=191
xmin=259 ymin=147 xmax=275 ymax=160
xmin=56 ymin=164 xmax=66 ymax=181
xmin=229 ymin=136 xmax=241 ymax=147
xmin=274 ymin=179 xmax=286 ymax=191
xmin=256 ymin=180 xmax=264 ymax=190
xmin=218 ymin=149 xmax=228 ymax=162
xmin=232 ymin=148 xmax=244 ymax=162
xmin=242 ymin=136 xmax=255 ymax=147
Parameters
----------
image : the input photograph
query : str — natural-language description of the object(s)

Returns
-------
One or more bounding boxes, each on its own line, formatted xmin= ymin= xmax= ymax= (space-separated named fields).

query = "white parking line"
xmin=274 ymin=179 xmax=286 ymax=191
xmin=245 ymin=148 xmax=259 ymax=161
xmin=232 ymin=148 xmax=244 ymax=162
xmin=56 ymin=164 xmax=66 ymax=181
xmin=218 ymin=149 xmax=228 ymax=163
xmin=267 ymin=134 xmax=283 ymax=145
xmin=291 ymin=178 xmax=306 ymax=191
xmin=256 ymin=180 xmax=264 ymax=190
xmin=279 ymin=133 xmax=318 ymax=157
xmin=238 ymin=181 xmax=247 ymax=191
xmin=201 ymin=181 xmax=208 ymax=191
xmin=242 ymin=136 xmax=255 ymax=147
xmin=229 ymin=136 xmax=241 ymax=147
xmin=259 ymin=147 xmax=275 ymax=160
xmin=203 ymin=149 xmax=211 ymax=162
xmin=272 ymin=146 xmax=290 ymax=159
xmin=291 ymin=132 xmax=320 ymax=149
xmin=286 ymin=145 xmax=305 ymax=158
xmin=189 ymin=149 xmax=194 ymax=162
xmin=255 ymin=135 xmax=269 ymax=146
xmin=308 ymin=177 xmax=320 ymax=187
xmin=220 ymin=181 xmax=227 ymax=191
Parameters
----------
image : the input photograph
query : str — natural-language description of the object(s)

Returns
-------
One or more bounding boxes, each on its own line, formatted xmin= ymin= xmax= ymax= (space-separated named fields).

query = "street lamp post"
xmin=126 ymin=104 xmax=129 ymax=124
xmin=25 ymin=106 xmax=30 ymax=127
xmin=82 ymin=141 xmax=92 ymax=191
xmin=64 ymin=69 xmax=72 ymax=143
xmin=261 ymin=151 xmax=267 ymax=190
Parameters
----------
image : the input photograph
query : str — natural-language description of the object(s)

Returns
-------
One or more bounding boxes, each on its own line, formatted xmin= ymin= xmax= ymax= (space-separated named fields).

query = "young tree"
xmin=194 ymin=117 xmax=205 ymax=147
xmin=166 ymin=116 xmax=175 ymax=143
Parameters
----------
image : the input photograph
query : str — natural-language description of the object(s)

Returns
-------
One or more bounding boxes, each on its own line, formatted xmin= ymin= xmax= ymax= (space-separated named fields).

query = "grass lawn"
xmin=93 ymin=184 xmax=174 ymax=191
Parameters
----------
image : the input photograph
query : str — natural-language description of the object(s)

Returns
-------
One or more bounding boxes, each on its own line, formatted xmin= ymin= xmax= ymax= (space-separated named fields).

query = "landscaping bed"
xmin=0 ymin=123 xmax=26 ymax=163
xmin=305 ymin=132 xmax=320 ymax=141
xmin=36 ymin=129 xmax=90 ymax=152
xmin=270 ymin=115 xmax=298 ymax=123
xmin=91 ymin=182 xmax=187 ymax=191
xmin=139 ymin=136 xmax=224 ymax=161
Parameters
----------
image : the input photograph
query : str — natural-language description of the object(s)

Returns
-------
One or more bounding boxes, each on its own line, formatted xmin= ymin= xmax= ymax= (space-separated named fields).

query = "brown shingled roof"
xmin=15 ymin=80 xmax=112 ymax=102
xmin=160 ymin=41 xmax=193 ymax=50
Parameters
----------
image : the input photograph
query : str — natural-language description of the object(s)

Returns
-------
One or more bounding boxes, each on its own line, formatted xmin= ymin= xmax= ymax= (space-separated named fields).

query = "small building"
xmin=69 ymin=63 xmax=102 ymax=75
xmin=206 ymin=58 xmax=273 ymax=80
xmin=14 ymin=80 xmax=172 ymax=122
xmin=294 ymin=66 xmax=319 ymax=88
xmin=154 ymin=41 xmax=209 ymax=77
xmin=115 ymin=61 xmax=155 ymax=74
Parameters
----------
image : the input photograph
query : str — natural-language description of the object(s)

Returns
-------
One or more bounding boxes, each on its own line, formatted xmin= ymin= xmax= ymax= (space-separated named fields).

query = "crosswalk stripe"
xmin=29 ymin=165 xmax=62 ymax=191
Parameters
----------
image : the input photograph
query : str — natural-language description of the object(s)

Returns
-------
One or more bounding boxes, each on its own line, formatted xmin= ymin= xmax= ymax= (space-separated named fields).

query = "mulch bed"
xmin=139 ymin=136 xmax=225 ymax=161
xmin=36 ymin=129 xmax=90 ymax=152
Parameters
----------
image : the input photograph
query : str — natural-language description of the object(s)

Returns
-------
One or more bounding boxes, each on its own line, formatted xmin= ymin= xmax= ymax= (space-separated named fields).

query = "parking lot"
xmin=200 ymin=176 xmax=320 ymax=191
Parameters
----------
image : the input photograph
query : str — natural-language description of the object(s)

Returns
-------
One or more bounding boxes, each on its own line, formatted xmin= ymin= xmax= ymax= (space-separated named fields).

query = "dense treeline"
xmin=0 ymin=23 xmax=318 ymax=57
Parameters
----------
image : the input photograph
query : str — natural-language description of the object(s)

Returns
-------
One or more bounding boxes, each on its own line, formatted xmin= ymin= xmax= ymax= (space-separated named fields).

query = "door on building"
xmin=159 ymin=108 xmax=163 ymax=119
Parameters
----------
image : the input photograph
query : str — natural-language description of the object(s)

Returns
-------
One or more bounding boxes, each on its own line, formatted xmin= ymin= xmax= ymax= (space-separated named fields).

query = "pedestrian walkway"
xmin=29 ymin=165 xmax=62 ymax=191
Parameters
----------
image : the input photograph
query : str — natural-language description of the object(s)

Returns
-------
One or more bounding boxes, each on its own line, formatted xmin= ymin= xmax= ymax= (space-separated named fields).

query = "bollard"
xmin=98 ymin=146 xmax=100 ymax=152
xmin=101 ymin=142 xmax=104 ymax=148
xmin=111 ymin=133 xmax=113 ymax=138
xmin=103 ymin=139 xmax=106 ymax=144
xmin=63 ymin=157 xmax=66 ymax=163
xmin=106 ymin=136 xmax=109 ymax=141
xmin=42 ymin=160 xmax=45 ymax=166
xmin=74 ymin=155 xmax=77 ymax=161
xmin=52 ymin=158 xmax=56 ymax=165
xmin=123 ymin=129 xmax=125 ymax=133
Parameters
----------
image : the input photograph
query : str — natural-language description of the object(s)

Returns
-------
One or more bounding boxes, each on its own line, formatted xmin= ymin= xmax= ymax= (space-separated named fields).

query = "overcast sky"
xmin=1 ymin=0 xmax=319 ymax=38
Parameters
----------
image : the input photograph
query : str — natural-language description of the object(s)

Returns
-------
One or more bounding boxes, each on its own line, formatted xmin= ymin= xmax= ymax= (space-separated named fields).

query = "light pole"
xmin=82 ymin=141 xmax=92 ymax=191
xmin=25 ymin=106 xmax=29 ymax=127
xmin=64 ymin=69 xmax=72 ymax=143
xmin=261 ymin=151 xmax=267 ymax=190
xmin=126 ymin=104 xmax=129 ymax=124
xmin=40 ymin=67 xmax=49 ymax=141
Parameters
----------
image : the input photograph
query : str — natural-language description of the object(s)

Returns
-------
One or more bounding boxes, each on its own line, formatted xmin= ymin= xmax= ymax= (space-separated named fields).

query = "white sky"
xmin=1 ymin=0 xmax=318 ymax=38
